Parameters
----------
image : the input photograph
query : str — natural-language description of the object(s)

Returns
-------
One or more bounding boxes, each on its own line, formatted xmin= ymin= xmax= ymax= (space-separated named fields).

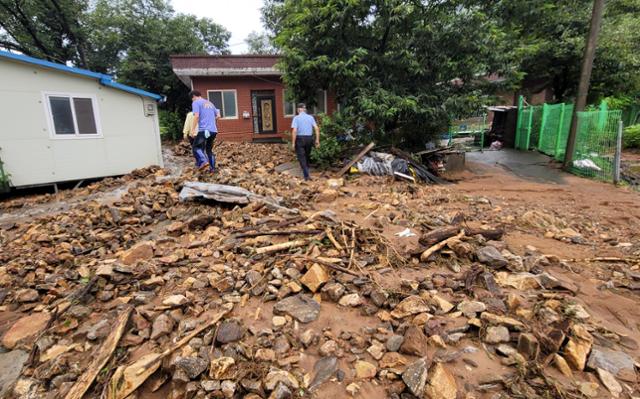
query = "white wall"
xmin=0 ymin=59 xmax=163 ymax=187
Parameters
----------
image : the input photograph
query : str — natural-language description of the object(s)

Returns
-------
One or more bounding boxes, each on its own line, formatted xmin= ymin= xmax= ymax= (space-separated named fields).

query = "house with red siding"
xmin=170 ymin=55 xmax=337 ymax=142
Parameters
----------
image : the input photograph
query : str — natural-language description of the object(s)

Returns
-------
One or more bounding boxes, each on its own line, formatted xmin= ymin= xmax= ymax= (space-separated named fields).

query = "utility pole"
xmin=563 ymin=0 xmax=606 ymax=170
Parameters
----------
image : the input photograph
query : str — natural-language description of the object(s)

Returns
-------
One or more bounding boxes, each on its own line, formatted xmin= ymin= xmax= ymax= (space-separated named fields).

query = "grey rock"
xmin=201 ymin=380 xmax=221 ymax=392
xmin=476 ymin=246 xmax=508 ymax=268
xmin=484 ymin=326 xmax=510 ymax=344
xmin=87 ymin=319 xmax=111 ymax=340
xmin=402 ymin=357 xmax=428 ymax=397
xmin=175 ymin=357 xmax=209 ymax=379
xmin=67 ymin=305 xmax=91 ymax=319
xmin=322 ymin=283 xmax=345 ymax=302
xmin=216 ymin=320 xmax=245 ymax=344
xmin=386 ymin=335 xmax=404 ymax=352
xmin=271 ymin=382 xmax=292 ymax=399
xmin=151 ymin=313 xmax=175 ymax=340
xmin=0 ymin=350 xmax=28 ymax=398
xmin=309 ymin=356 xmax=338 ymax=390
xmin=587 ymin=346 xmax=636 ymax=382
xmin=370 ymin=290 xmax=388 ymax=307
xmin=274 ymin=294 xmax=320 ymax=323
xmin=221 ymin=380 xmax=236 ymax=397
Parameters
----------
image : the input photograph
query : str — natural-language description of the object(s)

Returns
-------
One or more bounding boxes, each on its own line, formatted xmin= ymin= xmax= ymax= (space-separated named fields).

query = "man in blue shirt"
xmin=291 ymin=103 xmax=320 ymax=180
xmin=190 ymin=90 xmax=220 ymax=171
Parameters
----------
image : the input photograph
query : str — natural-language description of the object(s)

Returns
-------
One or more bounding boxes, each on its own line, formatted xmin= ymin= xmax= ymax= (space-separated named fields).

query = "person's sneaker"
xmin=198 ymin=162 xmax=210 ymax=170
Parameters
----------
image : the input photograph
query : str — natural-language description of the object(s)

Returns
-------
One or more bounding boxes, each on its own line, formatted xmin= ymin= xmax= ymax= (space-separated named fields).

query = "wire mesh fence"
xmin=569 ymin=110 xmax=622 ymax=182
xmin=447 ymin=115 xmax=487 ymax=152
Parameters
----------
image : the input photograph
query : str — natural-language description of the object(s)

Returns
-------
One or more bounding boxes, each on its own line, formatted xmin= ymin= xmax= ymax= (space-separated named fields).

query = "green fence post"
xmin=515 ymin=95 xmax=524 ymax=149
xmin=554 ymin=103 xmax=566 ymax=159
xmin=525 ymin=106 xmax=534 ymax=150
xmin=538 ymin=103 xmax=549 ymax=152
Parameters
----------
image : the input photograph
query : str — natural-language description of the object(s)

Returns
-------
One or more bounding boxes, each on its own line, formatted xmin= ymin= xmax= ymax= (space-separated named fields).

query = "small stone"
xmin=564 ymin=324 xmax=592 ymax=371
xmin=354 ymin=360 xmax=377 ymax=379
xmin=309 ymin=356 xmax=338 ymax=389
xmin=67 ymin=305 xmax=91 ymax=319
xmin=370 ymin=290 xmax=388 ymax=307
xmin=385 ymin=335 xmax=404 ymax=352
xmin=1 ymin=312 xmax=51 ymax=349
xmin=216 ymin=320 xmax=245 ymax=344
xmin=255 ymin=348 xmax=276 ymax=362
xmin=274 ymin=294 xmax=320 ymax=323
xmin=300 ymin=329 xmax=315 ymax=347
xmin=431 ymin=295 xmax=454 ymax=313
xmin=0 ymin=350 xmax=29 ymax=397
xmin=346 ymin=382 xmax=360 ymax=396
xmin=201 ymin=380 xmax=220 ymax=392
xmin=121 ymin=241 xmax=154 ymax=264
xmin=425 ymin=363 xmax=457 ymax=399
xmin=476 ymin=246 xmax=508 ymax=268
xmin=586 ymin=346 xmax=636 ymax=381
xmin=317 ymin=189 xmax=339 ymax=202
xmin=162 ymin=294 xmax=189 ymax=307
xmin=484 ymin=326 xmax=510 ymax=344
xmin=553 ymin=354 xmax=573 ymax=377
xmin=402 ymin=357 xmax=428 ymax=397
xmin=151 ymin=314 xmax=175 ymax=340
xmin=400 ymin=326 xmax=428 ymax=356
xmin=379 ymin=352 xmax=407 ymax=369
xmin=517 ymin=333 xmax=539 ymax=360
xmin=16 ymin=289 xmax=39 ymax=303
xmin=578 ymin=382 xmax=600 ymax=398
xmin=299 ymin=264 xmax=329 ymax=293
xmin=596 ymin=368 xmax=622 ymax=398
xmin=429 ymin=335 xmax=447 ymax=349
xmin=321 ymin=283 xmax=345 ymax=302
xmin=272 ymin=316 xmax=287 ymax=328
xmin=175 ymin=357 xmax=209 ymax=379
xmin=339 ymin=293 xmax=363 ymax=307
xmin=263 ymin=369 xmax=299 ymax=390
xmin=270 ymin=382 xmax=292 ymax=399
xmin=319 ymin=340 xmax=338 ymax=356
xmin=209 ymin=357 xmax=235 ymax=379
xmin=87 ymin=319 xmax=110 ymax=340
xmin=367 ymin=342 xmax=385 ymax=360
xmin=457 ymin=301 xmax=486 ymax=318
xmin=221 ymin=380 xmax=236 ymax=398
xmin=391 ymin=295 xmax=429 ymax=319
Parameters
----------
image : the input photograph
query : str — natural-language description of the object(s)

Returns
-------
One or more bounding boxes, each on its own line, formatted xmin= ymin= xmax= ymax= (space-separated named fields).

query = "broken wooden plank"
xmin=64 ymin=306 xmax=132 ymax=399
xmin=255 ymin=239 xmax=309 ymax=255
xmin=106 ymin=306 xmax=230 ymax=399
xmin=337 ymin=142 xmax=375 ymax=177
xmin=420 ymin=230 xmax=465 ymax=262
xmin=419 ymin=226 xmax=504 ymax=248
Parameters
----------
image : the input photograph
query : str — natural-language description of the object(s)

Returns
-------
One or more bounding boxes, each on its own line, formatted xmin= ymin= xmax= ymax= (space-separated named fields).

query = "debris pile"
xmin=0 ymin=142 xmax=638 ymax=399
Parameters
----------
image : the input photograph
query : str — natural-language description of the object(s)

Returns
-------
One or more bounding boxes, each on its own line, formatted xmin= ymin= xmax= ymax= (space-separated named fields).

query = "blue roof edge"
xmin=0 ymin=50 xmax=164 ymax=102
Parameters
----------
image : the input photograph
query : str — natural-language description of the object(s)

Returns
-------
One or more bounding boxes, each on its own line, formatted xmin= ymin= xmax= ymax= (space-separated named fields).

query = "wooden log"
xmin=64 ymin=307 xmax=132 ymax=399
xmin=234 ymin=229 xmax=322 ymax=239
xmin=337 ymin=142 xmax=375 ymax=177
xmin=255 ymin=239 xmax=308 ymax=255
xmin=419 ymin=226 xmax=504 ymax=247
xmin=420 ymin=230 xmax=465 ymax=262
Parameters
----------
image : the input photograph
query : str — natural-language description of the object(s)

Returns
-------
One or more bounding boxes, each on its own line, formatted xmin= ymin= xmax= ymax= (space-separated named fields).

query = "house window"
xmin=207 ymin=90 xmax=237 ymax=119
xmin=312 ymin=90 xmax=327 ymax=115
xmin=283 ymin=89 xmax=296 ymax=117
xmin=45 ymin=94 xmax=100 ymax=136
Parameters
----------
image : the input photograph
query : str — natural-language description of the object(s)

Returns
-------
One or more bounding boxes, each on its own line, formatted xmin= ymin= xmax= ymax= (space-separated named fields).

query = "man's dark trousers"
xmin=192 ymin=131 xmax=216 ymax=169
xmin=295 ymin=136 xmax=314 ymax=180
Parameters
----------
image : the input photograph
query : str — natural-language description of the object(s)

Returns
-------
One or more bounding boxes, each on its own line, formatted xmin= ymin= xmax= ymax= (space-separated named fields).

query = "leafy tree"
xmin=270 ymin=0 xmax=508 ymax=149
xmin=245 ymin=31 xmax=278 ymax=55
xmin=0 ymin=0 xmax=231 ymax=133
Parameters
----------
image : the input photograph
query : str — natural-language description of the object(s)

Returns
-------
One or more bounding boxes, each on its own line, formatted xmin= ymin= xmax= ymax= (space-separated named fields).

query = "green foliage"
xmin=270 ymin=0 xmax=505 ymax=149
xmin=310 ymin=114 xmax=348 ymax=166
xmin=159 ymin=110 xmax=184 ymax=141
xmin=623 ymin=124 xmax=640 ymax=148
xmin=245 ymin=31 xmax=279 ymax=55
xmin=0 ymin=0 xmax=231 ymax=122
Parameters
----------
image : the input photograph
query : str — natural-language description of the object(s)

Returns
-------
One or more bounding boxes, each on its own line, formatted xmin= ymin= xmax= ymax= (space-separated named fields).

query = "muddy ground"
xmin=0 ymin=142 xmax=638 ymax=399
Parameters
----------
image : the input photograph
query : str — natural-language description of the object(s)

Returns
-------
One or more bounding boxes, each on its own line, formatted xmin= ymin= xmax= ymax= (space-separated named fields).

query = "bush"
xmin=159 ymin=110 xmax=184 ymax=141
xmin=623 ymin=124 xmax=640 ymax=148
xmin=310 ymin=114 xmax=349 ymax=166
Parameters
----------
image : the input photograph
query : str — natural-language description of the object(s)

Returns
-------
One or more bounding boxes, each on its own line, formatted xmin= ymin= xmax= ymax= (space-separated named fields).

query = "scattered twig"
xmin=234 ymin=229 xmax=321 ymax=239
xmin=420 ymin=230 xmax=465 ymax=262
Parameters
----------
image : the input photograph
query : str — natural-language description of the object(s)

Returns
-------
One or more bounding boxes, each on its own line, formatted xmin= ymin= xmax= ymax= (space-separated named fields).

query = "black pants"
xmin=295 ymin=136 xmax=314 ymax=179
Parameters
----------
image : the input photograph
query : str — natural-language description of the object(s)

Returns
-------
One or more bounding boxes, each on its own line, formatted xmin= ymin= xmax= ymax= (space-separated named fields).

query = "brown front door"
xmin=251 ymin=90 xmax=277 ymax=134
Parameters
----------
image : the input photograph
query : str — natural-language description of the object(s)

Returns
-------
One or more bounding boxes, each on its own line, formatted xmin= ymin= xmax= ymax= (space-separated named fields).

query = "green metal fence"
xmin=538 ymin=103 xmax=574 ymax=161
xmin=569 ymin=110 xmax=622 ymax=182
xmin=447 ymin=115 xmax=486 ymax=152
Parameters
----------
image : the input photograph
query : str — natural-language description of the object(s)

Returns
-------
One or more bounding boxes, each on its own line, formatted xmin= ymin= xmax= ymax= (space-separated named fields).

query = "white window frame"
xmin=43 ymin=92 xmax=102 ymax=139
xmin=206 ymin=89 xmax=238 ymax=120
xmin=283 ymin=89 xmax=296 ymax=117
xmin=312 ymin=90 xmax=328 ymax=115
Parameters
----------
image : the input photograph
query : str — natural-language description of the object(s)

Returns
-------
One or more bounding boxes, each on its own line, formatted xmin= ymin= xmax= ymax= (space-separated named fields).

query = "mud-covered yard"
xmin=0 ymin=142 xmax=638 ymax=399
